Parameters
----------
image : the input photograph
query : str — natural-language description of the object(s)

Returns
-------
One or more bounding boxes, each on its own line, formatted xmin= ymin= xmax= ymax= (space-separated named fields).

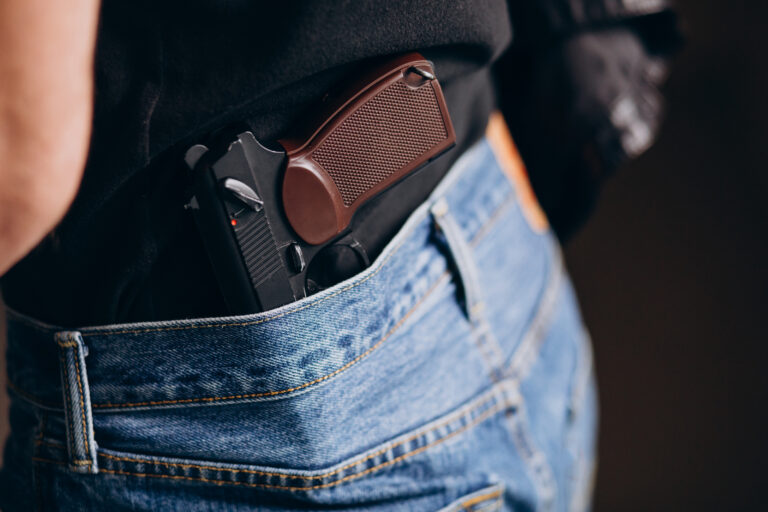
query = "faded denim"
xmin=1 ymin=132 xmax=597 ymax=511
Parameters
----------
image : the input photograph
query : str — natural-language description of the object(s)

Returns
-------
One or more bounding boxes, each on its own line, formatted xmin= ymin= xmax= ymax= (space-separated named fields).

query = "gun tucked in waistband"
xmin=184 ymin=53 xmax=456 ymax=315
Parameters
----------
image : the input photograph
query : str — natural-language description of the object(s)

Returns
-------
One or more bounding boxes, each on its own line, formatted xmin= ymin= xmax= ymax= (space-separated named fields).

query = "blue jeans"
xmin=1 ymin=117 xmax=597 ymax=511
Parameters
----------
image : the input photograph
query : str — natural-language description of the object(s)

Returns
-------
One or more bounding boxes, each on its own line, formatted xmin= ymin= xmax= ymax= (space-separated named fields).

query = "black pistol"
xmin=185 ymin=53 xmax=455 ymax=315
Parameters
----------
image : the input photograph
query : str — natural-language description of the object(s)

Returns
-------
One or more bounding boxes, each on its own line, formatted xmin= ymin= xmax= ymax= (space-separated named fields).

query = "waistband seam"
xmin=4 ymin=139 xmax=498 ymax=338
xmin=90 ymin=271 xmax=453 ymax=410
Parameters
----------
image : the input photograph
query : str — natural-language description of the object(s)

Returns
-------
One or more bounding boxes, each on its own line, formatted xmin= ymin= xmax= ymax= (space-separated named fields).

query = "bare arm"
xmin=0 ymin=0 xmax=100 ymax=275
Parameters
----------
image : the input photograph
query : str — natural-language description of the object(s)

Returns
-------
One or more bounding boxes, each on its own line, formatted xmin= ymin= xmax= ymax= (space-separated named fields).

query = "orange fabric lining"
xmin=485 ymin=112 xmax=548 ymax=233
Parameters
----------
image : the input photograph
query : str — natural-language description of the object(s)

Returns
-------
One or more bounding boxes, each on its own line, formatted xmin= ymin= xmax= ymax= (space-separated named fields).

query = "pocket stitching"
xmin=439 ymin=483 xmax=504 ymax=512
xmin=90 ymin=271 xmax=451 ymax=410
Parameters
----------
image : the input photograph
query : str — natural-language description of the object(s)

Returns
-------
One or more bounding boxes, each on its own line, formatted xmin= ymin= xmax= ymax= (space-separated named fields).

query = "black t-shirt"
xmin=1 ymin=0 xmax=512 ymax=326
xmin=1 ymin=0 xmax=677 ymax=326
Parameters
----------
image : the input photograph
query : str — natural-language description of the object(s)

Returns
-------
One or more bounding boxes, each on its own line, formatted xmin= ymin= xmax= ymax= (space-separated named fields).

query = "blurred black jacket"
xmin=501 ymin=0 xmax=680 ymax=238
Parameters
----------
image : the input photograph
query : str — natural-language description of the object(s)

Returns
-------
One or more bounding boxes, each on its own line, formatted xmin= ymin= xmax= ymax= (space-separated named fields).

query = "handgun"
xmin=184 ymin=52 xmax=455 ymax=315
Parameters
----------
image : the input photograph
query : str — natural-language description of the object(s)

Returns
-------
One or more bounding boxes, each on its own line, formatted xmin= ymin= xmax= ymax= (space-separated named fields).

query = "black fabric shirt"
xmin=1 ymin=0 xmax=675 ymax=327
xmin=2 ymin=1 xmax=511 ymax=326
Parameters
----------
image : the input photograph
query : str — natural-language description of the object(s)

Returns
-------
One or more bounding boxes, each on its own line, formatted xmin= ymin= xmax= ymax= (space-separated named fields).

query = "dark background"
xmin=1 ymin=1 xmax=766 ymax=510
xmin=564 ymin=0 xmax=768 ymax=510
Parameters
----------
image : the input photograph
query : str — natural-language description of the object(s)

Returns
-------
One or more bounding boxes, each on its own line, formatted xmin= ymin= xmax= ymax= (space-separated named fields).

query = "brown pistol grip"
xmin=279 ymin=53 xmax=456 ymax=245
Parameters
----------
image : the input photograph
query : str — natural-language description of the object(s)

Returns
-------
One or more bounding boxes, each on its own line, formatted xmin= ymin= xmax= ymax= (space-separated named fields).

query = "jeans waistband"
xmin=5 ymin=124 xmax=524 ymax=414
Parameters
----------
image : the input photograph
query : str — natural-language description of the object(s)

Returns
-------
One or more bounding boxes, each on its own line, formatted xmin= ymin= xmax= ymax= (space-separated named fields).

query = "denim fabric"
xmin=1 ymin=133 xmax=597 ymax=511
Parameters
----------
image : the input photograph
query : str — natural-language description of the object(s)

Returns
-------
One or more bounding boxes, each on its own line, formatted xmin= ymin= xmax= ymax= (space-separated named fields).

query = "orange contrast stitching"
xmin=459 ymin=489 xmax=503 ymax=510
xmin=92 ymin=273 xmax=450 ymax=409
xmin=98 ymin=388 xmax=502 ymax=480
xmin=98 ymin=401 xmax=505 ymax=491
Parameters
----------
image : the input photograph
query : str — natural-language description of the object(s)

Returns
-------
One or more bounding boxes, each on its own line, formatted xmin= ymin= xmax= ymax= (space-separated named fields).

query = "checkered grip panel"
xmin=312 ymin=80 xmax=448 ymax=206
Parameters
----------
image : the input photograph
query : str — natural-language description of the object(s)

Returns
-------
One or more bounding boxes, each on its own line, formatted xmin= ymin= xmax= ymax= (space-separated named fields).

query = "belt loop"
xmin=431 ymin=197 xmax=484 ymax=323
xmin=54 ymin=331 xmax=98 ymax=474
